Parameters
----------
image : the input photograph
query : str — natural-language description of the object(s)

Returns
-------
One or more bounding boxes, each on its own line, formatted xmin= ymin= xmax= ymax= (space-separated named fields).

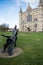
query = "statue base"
xmin=0 ymin=47 xmax=23 ymax=58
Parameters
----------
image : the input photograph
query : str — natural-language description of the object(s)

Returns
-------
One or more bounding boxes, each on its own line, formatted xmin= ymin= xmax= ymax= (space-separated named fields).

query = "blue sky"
xmin=0 ymin=0 xmax=39 ymax=28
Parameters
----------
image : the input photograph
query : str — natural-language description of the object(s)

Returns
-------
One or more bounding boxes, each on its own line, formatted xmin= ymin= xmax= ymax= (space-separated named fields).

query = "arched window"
xmin=34 ymin=23 xmax=37 ymax=28
xmin=42 ymin=24 xmax=43 ymax=31
xmin=27 ymin=14 xmax=32 ymax=22
xmin=34 ymin=18 xmax=38 ymax=22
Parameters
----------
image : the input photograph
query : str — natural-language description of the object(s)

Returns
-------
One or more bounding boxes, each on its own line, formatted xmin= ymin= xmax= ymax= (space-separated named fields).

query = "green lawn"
xmin=0 ymin=32 xmax=43 ymax=65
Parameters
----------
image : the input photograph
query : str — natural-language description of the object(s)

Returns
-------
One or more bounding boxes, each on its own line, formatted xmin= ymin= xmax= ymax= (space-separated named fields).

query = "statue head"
xmin=14 ymin=25 xmax=17 ymax=29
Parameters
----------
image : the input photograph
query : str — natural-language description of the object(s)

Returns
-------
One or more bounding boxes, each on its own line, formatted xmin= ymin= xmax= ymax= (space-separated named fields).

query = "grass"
xmin=0 ymin=32 xmax=43 ymax=65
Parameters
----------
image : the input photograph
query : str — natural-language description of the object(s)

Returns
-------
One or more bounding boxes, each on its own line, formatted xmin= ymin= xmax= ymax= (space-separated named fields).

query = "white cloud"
xmin=0 ymin=15 xmax=19 ymax=28
xmin=0 ymin=16 xmax=9 ymax=25
xmin=12 ymin=0 xmax=39 ymax=8
xmin=14 ymin=0 xmax=39 ymax=8
xmin=17 ymin=0 xmax=39 ymax=8
xmin=22 ymin=0 xmax=34 ymax=3
xmin=0 ymin=16 xmax=4 ymax=24
xmin=17 ymin=0 xmax=37 ymax=4
xmin=13 ymin=0 xmax=20 ymax=7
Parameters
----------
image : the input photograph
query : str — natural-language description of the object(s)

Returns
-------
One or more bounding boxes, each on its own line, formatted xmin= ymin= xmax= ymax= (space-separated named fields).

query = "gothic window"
xmin=34 ymin=19 xmax=35 ymax=21
xmin=34 ymin=18 xmax=38 ymax=22
xmin=41 ymin=14 xmax=43 ymax=16
xmin=36 ymin=18 xmax=37 ymax=21
xmin=42 ymin=28 xmax=43 ymax=32
xmin=27 ymin=14 xmax=32 ymax=22
xmin=34 ymin=23 xmax=37 ymax=28
xmin=27 ymin=9 xmax=31 ymax=13
xmin=42 ymin=25 xmax=43 ymax=30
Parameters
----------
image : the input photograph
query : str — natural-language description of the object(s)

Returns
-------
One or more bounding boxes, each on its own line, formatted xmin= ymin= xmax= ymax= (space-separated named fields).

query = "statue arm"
xmin=1 ymin=35 xmax=11 ymax=38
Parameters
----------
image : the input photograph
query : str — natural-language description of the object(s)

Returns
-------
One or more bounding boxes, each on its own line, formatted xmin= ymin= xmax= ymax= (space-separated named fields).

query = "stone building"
xmin=19 ymin=0 xmax=43 ymax=32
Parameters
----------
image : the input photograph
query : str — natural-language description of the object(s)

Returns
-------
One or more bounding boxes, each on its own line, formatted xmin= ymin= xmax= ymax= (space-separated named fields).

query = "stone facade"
xmin=19 ymin=0 xmax=43 ymax=32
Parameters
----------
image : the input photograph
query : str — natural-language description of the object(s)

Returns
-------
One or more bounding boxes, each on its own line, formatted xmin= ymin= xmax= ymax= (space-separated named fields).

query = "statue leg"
xmin=3 ymin=38 xmax=11 ymax=53
xmin=14 ymin=37 xmax=17 ymax=47
xmin=8 ymin=40 xmax=14 ymax=56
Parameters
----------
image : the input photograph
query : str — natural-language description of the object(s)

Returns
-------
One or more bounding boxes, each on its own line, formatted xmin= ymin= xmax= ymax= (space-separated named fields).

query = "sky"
xmin=0 ymin=0 xmax=39 ymax=28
